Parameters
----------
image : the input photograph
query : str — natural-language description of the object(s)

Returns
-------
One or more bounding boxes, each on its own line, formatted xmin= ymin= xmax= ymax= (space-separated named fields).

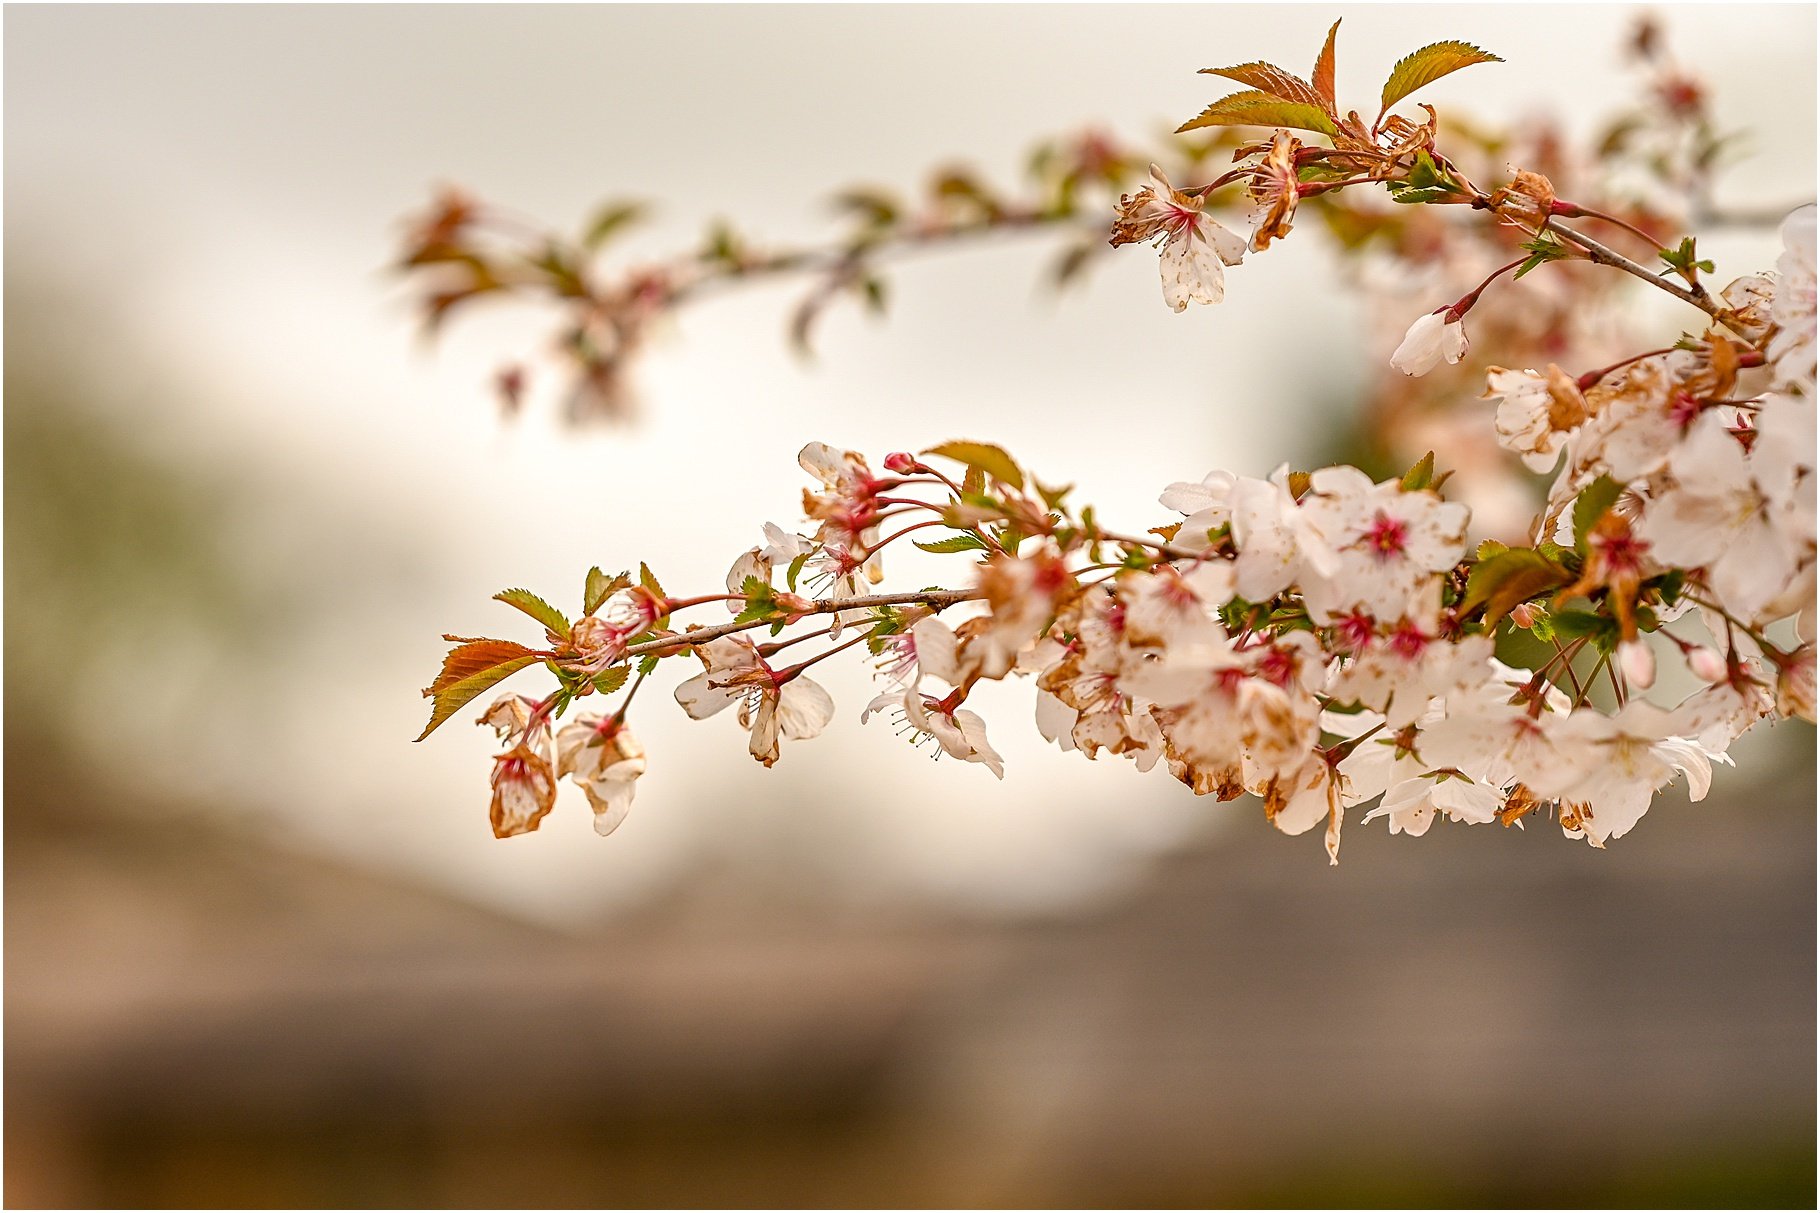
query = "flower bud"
xmin=1390 ymin=311 xmax=1469 ymax=377
xmin=883 ymin=451 xmax=920 ymax=475
xmin=1618 ymin=638 xmax=1656 ymax=690
xmin=1686 ymin=646 xmax=1728 ymax=684
xmin=1510 ymin=602 xmax=1540 ymax=630
xmin=1777 ymin=645 xmax=1815 ymax=723
xmin=772 ymin=591 xmax=814 ymax=620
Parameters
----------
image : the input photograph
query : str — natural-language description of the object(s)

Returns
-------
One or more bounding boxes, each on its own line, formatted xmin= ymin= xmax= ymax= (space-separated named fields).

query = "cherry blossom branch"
xmin=421 ymin=19 xmax=1816 ymax=858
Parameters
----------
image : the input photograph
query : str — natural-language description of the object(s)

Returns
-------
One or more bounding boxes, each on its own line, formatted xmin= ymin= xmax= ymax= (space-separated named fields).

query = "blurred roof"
xmin=9 ymin=727 xmax=1813 ymax=1207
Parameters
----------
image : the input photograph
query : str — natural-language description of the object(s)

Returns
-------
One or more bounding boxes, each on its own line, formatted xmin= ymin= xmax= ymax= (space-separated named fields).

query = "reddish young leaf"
xmin=418 ymin=638 xmax=539 ymax=741
xmin=1312 ymin=19 xmax=1342 ymax=107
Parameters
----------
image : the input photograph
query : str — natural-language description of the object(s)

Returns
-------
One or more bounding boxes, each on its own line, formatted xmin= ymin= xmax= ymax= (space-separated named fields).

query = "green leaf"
xmin=1514 ymin=232 xmax=1574 ymax=279
xmin=1035 ymin=478 xmax=1074 ymax=511
xmin=1658 ymin=236 xmax=1715 ymax=278
xmin=831 ymin=188 xmax=899 ymax=228
xmin=858 ymin=275 xmax=888 ymax=315
xmin=1379 ymin=41 xmax=1502 ymax=115
xmin=1462 ymin=548 xmax=1572 ymax=627
xmin=592 ymin=666 xmax=630 ymax=696
xmin=637 ymin=654 xmax=660 ymax=676
xmin=1552 ymin=609 xmax=1618 ymax=648
xmin=1400 ymin=450 xmax=1436 ymax=491
xmin=924 ymin=440 xmax=1025 ymax=491
xmin=1177 ymin=90 xmax=1339 ymax=137
xmin=583 ymin=567 xmax=631 ymax=616
xmin=416 ymin=639 xmax=539 ymax=741
xmin=494 ymin=588 xmax=570 ymax=638
xmin=638 ymin=562 xmax=667 ymax=601
xmin=733 ymin=601 xmax=774 ymax=626
xmin=582 ymin=201 xmax=646 ymax=250
xmin=1403 ymin=151 xmax=1457 ymax=191
xmin=914 ymin=533 xmax=990 ymax=554
xmin=1197 ymin=61 xmax=1327 ymax=111
xmin=732 ymin=575 xmax=780 ymax=625
xmin=1573 ymin=476 xmax=1624 ymax=555
xmin=1050 ymin=243 xmax=1095 ymax=290
xmin=1386 ymin=186 xmax=1456 ymax=206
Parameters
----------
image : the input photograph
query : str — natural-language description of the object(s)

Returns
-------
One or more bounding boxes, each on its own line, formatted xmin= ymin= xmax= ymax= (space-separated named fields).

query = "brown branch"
xmin=624 ymin=589 xmax=982 ymax=657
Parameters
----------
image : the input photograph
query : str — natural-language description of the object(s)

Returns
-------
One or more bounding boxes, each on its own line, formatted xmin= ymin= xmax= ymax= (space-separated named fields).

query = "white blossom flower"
xmin=488 ymin=739 xmax=557 ymax=839
xmin=555 ymin=715 xmax=647 ymax=836
xmin=865 ymin=687 xmax=1003 ymax=777
xmin=1527 ymin=701 xmax=1726 ymax=845
xmin=1259 ymin=755 xmax=1348 ymax=864
xmin=1034 ymin=689 xmax=1080 ymax=754
xmin=1482 ymin=366 xmax=1587 ymax=472
xmin=1109 ymin=164 xmax=1248 ymax=311
xmin=1776 ymin=645 xmax=1815 ymax=722
xmin=1577 ymin=352 xmax=1701 ymax=482
xmin=759 ymin=522 xmax=811 ymax=565
xmin=1750 ymin=394 xmax=1817 ymax=555
xmin=1326 ymin=623 xmax=1493 ymax=729
xmin=1296 ymin=467 xmax=1469 ymax=623
xmin=1227 ymin=468 xmax=1339 ymax=603
xmin=1159 ymin=469 xmax=1236 ymax=520
xmin=1160 ymin=468 xmax=1237 ymax=547
xmin=1418 ymin=670 xmax=1570 ymax=790
xmin=477 ymin=692 xmax=536 ymax=741
xmin=1671 ymin=668 xmax=1775 ymax=752
xmin=975 ymin=550 xmax=1072 ymax=676
xmin=910 ymin=694 xmax=1005 ymax=777
xmin=904 ymin=615 xmax=984 ymax=689
xmin=1144 ymin=648 xmax=1320 ymax=799
xmin=1390 ymin=310 xmax=1468 ymax=376
xmin=1636 ymin=410 xmax=1802 ymax=621
xmin=674 ymin=636 xmax=834 ymax=766
xmin=1364 ymin=769 xmax=1502 ymax=837
xmin=1769 ymin=204 xmax=1816 ymax=394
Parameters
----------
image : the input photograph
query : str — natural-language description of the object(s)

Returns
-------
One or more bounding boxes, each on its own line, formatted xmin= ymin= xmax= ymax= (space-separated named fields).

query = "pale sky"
xmin=7 ymin=4 xmax=1814 ymax=923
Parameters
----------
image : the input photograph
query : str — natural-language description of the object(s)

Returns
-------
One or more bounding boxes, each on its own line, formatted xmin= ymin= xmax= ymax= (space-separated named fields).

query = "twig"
xmin=624 ymin=589 xmax=981 ymax=657
xmin=1543 ymin=218 xmax=1746 ymax=335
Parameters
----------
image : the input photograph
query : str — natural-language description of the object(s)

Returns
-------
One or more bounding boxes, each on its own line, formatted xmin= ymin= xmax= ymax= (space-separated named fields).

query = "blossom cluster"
xmin=417 ymin=23 xmax=1815 ymax=860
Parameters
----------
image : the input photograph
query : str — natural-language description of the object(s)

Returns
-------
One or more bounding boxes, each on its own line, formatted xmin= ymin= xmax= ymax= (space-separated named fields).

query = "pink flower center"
xmin=1163 ymin=203 xmax=1200 ymax=237
xmin=1668 ymin=390 xmax=1703 ymax=431
xmin=1334 ymin=613 xmax=1376 ymax=654
xmin=1364 ymin=511 xmax=1409 ymax=560
xmin=1596 ymin=531 xmax=1649 ymax=576
xmin=1253 ymin=646 xmax=1298 ymax=687
xmin=1388 ymin=623 xmax=1429 ymax=661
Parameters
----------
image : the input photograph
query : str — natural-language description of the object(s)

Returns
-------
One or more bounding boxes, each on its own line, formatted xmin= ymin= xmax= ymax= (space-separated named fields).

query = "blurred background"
xmin=5 ymin=4 xmax=1815 ymax=1207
